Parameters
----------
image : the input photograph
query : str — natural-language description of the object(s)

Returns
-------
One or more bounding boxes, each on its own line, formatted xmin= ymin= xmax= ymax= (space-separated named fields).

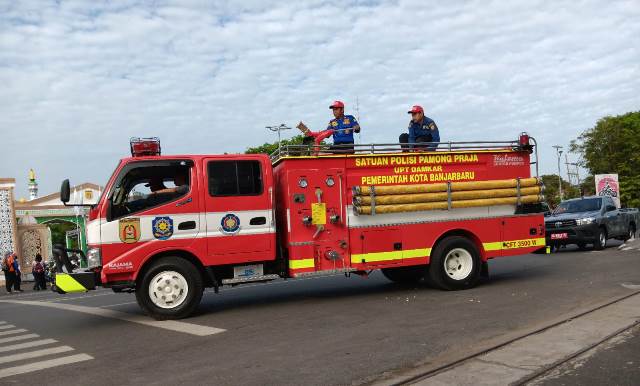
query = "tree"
xmin=570 ymin=111 xmax=640 ymax=207
xmin=540 ymin=174 xmax=580 ymax=208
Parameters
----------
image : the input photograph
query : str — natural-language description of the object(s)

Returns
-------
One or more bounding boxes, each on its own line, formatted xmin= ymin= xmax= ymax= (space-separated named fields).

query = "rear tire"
xmin=381 ymin=266 xmax=424 ymax=285
xmin=593 ymin=228 xmax=607 ymax=250
xmin=136 ymin=256 xmax=203 ymax=320
xmin=623 ymin=225 xmax=635 ymax=241
xmin=428 ymin=236 xmax=481 ymax=290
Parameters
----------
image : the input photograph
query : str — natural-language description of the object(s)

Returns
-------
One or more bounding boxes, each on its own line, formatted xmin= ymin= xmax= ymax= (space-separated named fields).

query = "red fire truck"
xmin=56 ymin=135 xmax=546 ymax=320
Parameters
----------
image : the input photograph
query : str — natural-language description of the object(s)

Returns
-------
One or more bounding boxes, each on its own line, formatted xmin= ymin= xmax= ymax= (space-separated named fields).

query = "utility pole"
xmin=553 ymin=145 xmax=563 ymax=201
xmin=266 ymin=124 xmax=291 ymax=153
xmin=565 ymin=154 xmax=580 ymax=186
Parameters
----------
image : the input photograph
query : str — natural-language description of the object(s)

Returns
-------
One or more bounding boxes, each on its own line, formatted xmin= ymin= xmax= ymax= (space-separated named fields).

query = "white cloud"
xmin=1 ymin=0 xmax=639 ymax=198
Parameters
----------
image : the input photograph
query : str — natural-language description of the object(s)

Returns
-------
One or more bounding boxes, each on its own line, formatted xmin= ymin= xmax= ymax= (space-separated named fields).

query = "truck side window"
xmin=208 ymin=160 xmax=262 ymax=196
xmin=109 ymin=162 xmax=191 ymax=220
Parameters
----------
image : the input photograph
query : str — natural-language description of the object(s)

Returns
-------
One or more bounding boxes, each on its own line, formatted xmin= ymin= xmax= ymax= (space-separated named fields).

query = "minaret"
xmin=28 ymin=168 xmax=38 ymax=200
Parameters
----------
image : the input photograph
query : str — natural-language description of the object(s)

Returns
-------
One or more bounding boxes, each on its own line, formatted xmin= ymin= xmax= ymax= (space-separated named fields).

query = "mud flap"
xmin=53 ymin=272 xmax=97 ymax=294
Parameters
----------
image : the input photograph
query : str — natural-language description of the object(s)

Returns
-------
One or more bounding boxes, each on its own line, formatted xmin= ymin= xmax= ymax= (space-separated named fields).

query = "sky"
xmin=1 ymin=0 xmax=639 ymax=199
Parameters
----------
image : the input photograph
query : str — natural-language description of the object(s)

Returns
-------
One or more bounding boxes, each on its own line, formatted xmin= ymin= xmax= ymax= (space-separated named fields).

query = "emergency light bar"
xmin=130 ymin=137 xmax=161 ymax=157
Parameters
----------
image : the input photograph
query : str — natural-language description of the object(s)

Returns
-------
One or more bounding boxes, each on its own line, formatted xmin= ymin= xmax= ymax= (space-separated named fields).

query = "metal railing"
xmin=270 ymin=137 xmax=540 ymax=177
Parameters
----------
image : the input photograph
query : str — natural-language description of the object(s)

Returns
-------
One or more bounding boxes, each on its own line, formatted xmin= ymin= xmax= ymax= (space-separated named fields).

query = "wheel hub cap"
xmin=443 ymin=248 xmax=473 ymax=280
xmin=149 ymin=270 xmax=189 ymax=309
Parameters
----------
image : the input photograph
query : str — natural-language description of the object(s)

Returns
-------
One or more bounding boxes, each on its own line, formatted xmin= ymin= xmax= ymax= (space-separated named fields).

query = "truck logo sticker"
xmin=152 ymin=216 xmax=174 ymax=240
xmin=220 ymin=213 xmax=241 ymax=234
xmin=119 ymin=218 xmax=141 ymax=244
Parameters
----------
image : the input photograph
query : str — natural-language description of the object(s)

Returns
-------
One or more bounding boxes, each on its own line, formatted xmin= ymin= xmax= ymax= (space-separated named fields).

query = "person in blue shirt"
xmin=327 ymin=100 xmax=360 ymax=153
xmin=399 ymin=105 xmax=440 ymax=151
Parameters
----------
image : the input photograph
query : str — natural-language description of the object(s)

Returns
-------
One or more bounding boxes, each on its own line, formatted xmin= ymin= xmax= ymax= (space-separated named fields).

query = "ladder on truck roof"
xmin=270 ymin=135 xmax=540 ymax=177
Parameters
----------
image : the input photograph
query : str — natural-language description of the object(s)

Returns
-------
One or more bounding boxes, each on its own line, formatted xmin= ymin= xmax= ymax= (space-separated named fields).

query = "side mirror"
xmin=60 ymin=179 xmax=70 ymax=204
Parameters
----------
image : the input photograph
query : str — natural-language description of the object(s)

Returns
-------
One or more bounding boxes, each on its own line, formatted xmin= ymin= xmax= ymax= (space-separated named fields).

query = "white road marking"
xmin=0 ymin=300 xmax=225 ymax=336
xmin=0 ymin=329 xmax=28 ymax=336
xmin=48 ymin=292 xmax=120 ymax=303
xmin=0 ymin=339 xmax=58 ymax=353
xmin=0 ymin=324 xmax=16 ymax=330
xmin=0 ymin=346 xmax=74 ymax=365
xmin=100 ymin=301 xmax=138 ymax=308
xmin=0 ymin=333 xmax=40 ymax=344
xmin=0 ymin=354 xmax=93 ymax=379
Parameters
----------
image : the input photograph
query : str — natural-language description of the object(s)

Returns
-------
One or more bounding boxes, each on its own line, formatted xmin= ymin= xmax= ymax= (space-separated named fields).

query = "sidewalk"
xmin=534 ymin=324 xmax=640 ymax=385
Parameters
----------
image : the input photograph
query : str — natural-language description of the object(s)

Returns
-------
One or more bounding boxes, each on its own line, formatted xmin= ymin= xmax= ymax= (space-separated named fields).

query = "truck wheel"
xmin=593 ymin=228 xmax=607 ymax=250
xmin=624 ymin=225 xmax=636 ymax=241
xmin=381 ymin=266 xmax=424 ymax=285
xmin=135 ymin=257 xmax=203 ymax=320
xmin=428 ymin=236 xmax=481 ymax=291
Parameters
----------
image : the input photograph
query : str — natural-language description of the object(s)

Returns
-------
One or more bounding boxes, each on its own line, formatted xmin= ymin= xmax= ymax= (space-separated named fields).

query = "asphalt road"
xmin=0 ymin=241 xmax=638 ymax=386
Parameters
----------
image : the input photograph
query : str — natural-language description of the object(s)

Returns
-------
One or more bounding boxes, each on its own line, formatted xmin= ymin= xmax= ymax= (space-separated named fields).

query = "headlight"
xmin=86 ymin=247 xmax=102 ymax=268
xmin=576 ymin=217 xmax=595 ymax=225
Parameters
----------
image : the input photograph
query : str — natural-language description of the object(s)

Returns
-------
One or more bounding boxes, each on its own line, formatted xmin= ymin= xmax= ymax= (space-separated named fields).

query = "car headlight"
xmin=86 ymin=247 xmax=102 ymax=268
xmin=576 ymin=217 xmax=595 ymax=226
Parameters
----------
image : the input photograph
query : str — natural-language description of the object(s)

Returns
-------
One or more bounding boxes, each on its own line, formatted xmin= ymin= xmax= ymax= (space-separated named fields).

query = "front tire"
xmin=593 ymin=228 xmax=607 ymax=250
xmin=136 ymin=257 xmax=203 ymax=320
xmin=428 ymin=236 xmax=481 ymax=290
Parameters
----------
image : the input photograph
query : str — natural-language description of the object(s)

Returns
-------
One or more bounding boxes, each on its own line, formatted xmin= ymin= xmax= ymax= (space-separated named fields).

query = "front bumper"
xmin=53 ymin=271 xmax=99 ymax=294
xmin=545 ymin=223 xmax=599 ymax=245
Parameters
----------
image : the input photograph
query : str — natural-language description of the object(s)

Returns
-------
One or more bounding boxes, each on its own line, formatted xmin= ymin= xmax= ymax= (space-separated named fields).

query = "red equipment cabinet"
xmin=56 ymin=135 xmax=545 ymax=320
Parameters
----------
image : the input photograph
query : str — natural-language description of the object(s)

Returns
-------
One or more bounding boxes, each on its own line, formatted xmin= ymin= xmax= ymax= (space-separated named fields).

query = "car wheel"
xmin=593 ymin=228 xmax=607 ymax=250
xmin=623 ymin=225 xmax=635 ymax=241
xmin=136 ymin=256 xmax=203 ymax=320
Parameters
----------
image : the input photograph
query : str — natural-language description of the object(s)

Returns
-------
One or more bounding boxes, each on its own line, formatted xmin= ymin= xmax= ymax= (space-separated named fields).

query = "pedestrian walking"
xmin=2 ymin=252 xmax=18 ymax=293
xmin=32 ymin=253 xmax=47 ymax=290
xmin=12 ymin=254 xmax=23 ymax=292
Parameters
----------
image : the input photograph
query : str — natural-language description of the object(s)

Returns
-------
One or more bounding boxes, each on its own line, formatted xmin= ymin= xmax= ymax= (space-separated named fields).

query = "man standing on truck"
xmin=327 ymin=100 xmax=360 ymax=153
xmin=400 ymin=105 xmax=440 ymax=151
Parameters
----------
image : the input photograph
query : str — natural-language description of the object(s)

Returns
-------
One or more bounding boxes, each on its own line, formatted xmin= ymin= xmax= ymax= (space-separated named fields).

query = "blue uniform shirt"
xmin=408 ymin=116 xmax=440 ymax=149
xmin=328 ymin=114 xmax=359 ymax=144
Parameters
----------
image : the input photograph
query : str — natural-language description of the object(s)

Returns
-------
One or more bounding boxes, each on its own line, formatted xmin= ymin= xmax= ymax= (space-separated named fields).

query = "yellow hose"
xmin=354 ymin=194 xmax=543 ymax=215
xmin=354 ymin=177 xmax=540 ymax=196
xmin=354 ymin=186 xmax=543 ymax=205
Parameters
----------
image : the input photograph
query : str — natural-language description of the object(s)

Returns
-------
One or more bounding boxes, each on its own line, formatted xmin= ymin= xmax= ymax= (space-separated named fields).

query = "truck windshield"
xmin=554 ymin=198 xmax=601 ymax=214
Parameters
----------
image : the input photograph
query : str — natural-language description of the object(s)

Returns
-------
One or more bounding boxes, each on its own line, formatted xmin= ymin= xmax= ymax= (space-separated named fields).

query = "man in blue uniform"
xmin=399 ymin=105 xmax=440 ymax=151
xmin=328 ymin=100 xmax=360 ymax=153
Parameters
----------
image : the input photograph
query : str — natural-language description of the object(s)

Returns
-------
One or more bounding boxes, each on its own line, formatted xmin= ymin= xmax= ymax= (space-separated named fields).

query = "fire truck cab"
xmin=57 ymin=135 xmax=546 ymax=320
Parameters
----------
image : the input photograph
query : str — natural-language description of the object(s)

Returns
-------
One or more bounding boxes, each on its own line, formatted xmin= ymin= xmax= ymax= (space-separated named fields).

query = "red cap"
xmin=407 ymin=105 xmax=424 ymax=114
xmin=329 ymin=100 xmax=345 ymax=109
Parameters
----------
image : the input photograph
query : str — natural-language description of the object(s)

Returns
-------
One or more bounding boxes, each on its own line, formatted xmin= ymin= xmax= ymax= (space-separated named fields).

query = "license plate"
xmin=233 ymin=264 xmax=264 ymax=278
xmin=551 ymin=233 xmax=568 ymax=240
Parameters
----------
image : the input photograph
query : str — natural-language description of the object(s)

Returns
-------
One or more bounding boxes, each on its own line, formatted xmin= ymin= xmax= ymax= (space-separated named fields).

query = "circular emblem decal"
xmin=152 ymin=216 xmax=174 ymax=240
xmin=220 ymin=213 xmax=241 ymax=234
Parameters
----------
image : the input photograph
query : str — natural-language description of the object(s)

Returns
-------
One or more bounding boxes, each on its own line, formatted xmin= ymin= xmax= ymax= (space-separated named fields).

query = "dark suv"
xmin=545 ymin=196 xmax=637 ymax=251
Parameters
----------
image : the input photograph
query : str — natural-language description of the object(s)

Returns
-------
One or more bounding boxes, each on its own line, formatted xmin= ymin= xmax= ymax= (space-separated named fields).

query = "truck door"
xmin=101 ymin=159 xmax=202 ymax=267
xmin=603 ymin=197 xmax=622 ymax=237
xmin=203 ymin=157 xmax=275 ymax=264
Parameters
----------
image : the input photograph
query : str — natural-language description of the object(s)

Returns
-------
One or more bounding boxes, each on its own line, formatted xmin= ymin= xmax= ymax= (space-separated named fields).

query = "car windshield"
xmin=554 ymin=198 xmax=601 ymax=214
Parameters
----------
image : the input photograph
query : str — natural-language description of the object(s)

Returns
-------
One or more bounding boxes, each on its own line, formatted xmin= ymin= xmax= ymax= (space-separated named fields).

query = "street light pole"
xmin=553 ymin=145 xmax=563 ymax=201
